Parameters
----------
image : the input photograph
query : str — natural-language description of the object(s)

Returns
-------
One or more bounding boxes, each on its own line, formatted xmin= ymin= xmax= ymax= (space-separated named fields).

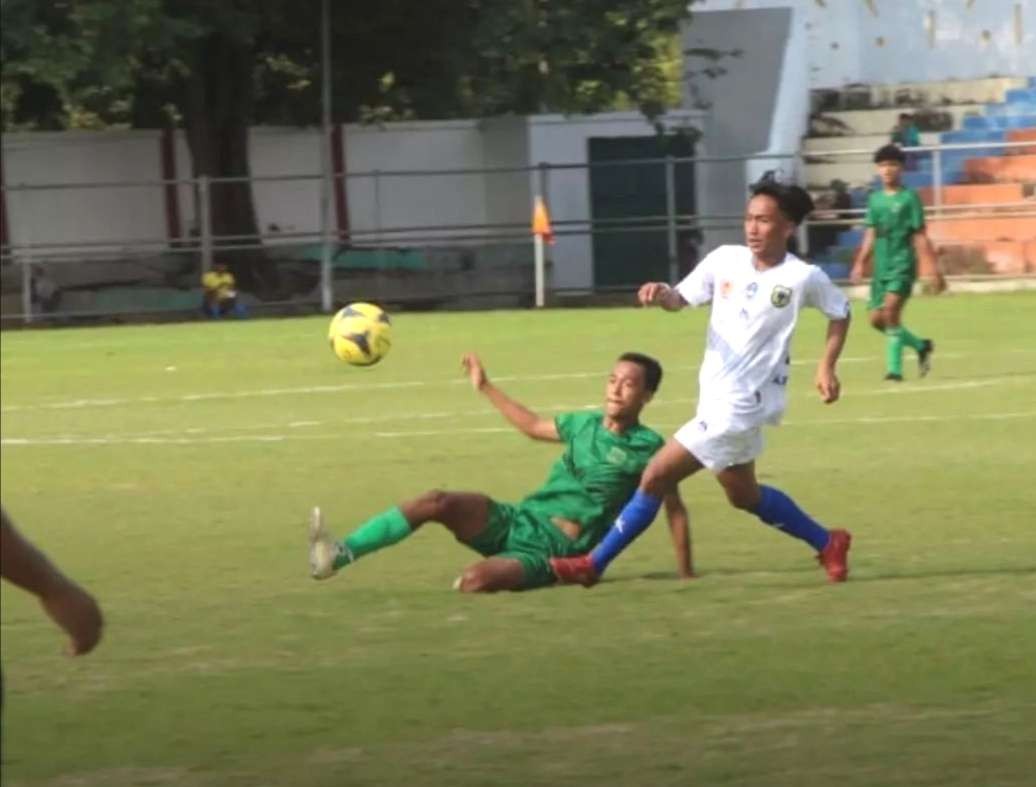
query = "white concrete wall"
xmin=2 ymin=111 xmax=703 ymax=291
xmin=685 ymin=6 xmax=800 ymax=248
xmin=247 ymin=127 xmax=322 ymax=244
xmin=479 ymin=117 xmax=532 ymax=236
xmin=528 ymin=111 xmax=704 ymax=291
xmin=696 ymin=0 xmax=1034 ymax=89
xmin=854 ymin=1 xmax=1034 ymax=86
xmin=3 ymin=131 xmax=167 ymax=250
xmin=342 ymin=120 xmax=489 ymax=244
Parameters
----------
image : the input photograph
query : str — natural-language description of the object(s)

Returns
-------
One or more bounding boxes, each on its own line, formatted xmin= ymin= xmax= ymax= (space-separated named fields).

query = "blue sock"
xmin=590 ymin=490 xmax=663 ymax=574
xmin=753 ymin=485 xmax=830 ymax=551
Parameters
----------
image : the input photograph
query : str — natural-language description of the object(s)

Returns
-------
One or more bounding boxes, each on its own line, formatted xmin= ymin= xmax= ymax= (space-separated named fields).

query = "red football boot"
xmin=817 ymin=529 xmax=852 ymax=582
xmin=549 ymin=554 xmax=600 ymax=587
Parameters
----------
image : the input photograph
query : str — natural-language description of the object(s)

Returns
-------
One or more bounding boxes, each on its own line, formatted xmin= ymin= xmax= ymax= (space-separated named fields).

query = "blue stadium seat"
xmin=816 ymin=261 xmax=851 ymax=281
xmin=901 ymin=172 xmax=934 ymax=189
xmin=964 ymin=114 xmax=1036 ymax=130
xmin=940 ymin=129 xmax=1006 ymax=144
xmin=985 ymin=102 xmax=1036 ymax=116
xmin=1005 ymin=88 xmax=1036 ymax=104
xmin=836 ymin=228 xmax=864 ymax=247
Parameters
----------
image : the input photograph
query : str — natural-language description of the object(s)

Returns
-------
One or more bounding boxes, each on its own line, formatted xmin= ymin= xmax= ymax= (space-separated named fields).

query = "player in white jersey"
xmin=551 ymin=179 xmax=854 ymax=585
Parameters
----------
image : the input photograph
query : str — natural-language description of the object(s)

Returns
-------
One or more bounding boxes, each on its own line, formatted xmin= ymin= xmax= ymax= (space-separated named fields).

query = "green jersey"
xmin=519 ymin=411 xmax=665 ymax=552
xmin=865 ymin=188 xmax=925 ymax=278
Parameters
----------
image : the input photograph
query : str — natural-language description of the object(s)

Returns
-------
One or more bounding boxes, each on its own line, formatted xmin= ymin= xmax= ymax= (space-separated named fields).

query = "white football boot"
xmin=308 ymin=506 xmax=347 ymax=579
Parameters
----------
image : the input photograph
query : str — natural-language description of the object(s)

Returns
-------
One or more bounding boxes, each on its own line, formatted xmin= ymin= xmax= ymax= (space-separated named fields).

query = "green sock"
xmin=898 ymin=325 xmax=924 ymax=352
xmin=335 ymin=507 xmax=412 ymax=568
xmin=885 ymin=327 xmax=905 ymax=376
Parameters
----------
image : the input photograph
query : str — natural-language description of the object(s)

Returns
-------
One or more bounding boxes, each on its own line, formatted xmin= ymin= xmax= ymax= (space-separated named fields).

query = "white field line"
xmin=3 ymin=411 xmax=1032 ymax=447
xmin=375 ymin=411 xmax=1036 ymax=439
xmin=0 ymin=355 xmax=913 ymax=414
xmin=2 ymin=375 xmax=1024 ymax=445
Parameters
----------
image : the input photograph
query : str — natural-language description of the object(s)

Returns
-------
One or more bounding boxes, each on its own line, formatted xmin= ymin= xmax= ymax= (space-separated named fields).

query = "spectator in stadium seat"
xmin=890 ymin=113 xmax=921 ymax=170
xmin=201 ymin=261 xmax=246 ymax=318
xmin=891 ymin=113 xmax=921 ymax=148
xmin=808 ymin=179 xmax=853 ymax=258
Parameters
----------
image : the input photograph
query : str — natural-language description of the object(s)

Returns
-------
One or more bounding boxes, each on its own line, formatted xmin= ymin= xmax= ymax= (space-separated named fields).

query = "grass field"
xmin=2 ymin=292 xmax=1035 ymax=787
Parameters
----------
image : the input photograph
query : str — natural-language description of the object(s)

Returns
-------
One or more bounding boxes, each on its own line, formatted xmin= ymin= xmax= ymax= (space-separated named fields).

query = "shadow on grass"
xmin=609 ymin=566 xmax=817 ymax=584
xmin=834 ymin=566 xmax=1036 ymax=583
xmin=935 ymin=369 xmax=1036 ymax=382
xmin=608 ymin=564 xmax=1036 ymax=586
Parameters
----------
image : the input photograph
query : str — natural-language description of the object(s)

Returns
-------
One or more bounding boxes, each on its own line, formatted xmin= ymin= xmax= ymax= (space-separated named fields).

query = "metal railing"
xmin=1 ymin=138 xmax=1033 ymax=324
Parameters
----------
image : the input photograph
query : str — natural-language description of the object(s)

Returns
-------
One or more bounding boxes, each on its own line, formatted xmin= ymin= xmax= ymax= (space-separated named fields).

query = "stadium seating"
xmin=805 ymin=76 xmax=1036 ymax=278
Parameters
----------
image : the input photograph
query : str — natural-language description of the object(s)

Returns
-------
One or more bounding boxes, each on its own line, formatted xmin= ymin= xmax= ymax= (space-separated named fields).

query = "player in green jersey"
xmin=306 ymin=352 xmax=692 ymax=591
xmin=851 ymin=144 xmax=944 ymax=381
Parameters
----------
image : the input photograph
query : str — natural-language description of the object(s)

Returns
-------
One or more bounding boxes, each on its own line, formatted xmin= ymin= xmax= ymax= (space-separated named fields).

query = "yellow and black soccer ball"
xmin=327 ymin=302 xmax=392 ymax=366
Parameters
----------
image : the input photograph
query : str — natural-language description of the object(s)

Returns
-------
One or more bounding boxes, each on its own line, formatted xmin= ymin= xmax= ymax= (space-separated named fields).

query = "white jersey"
xmin=674 ymin=245 xmax=850 ymax=428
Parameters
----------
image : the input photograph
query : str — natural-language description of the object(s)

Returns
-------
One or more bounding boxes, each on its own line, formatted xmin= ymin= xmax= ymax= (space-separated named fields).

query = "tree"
xmin=2 ymin=0 xmax=699 ymax=294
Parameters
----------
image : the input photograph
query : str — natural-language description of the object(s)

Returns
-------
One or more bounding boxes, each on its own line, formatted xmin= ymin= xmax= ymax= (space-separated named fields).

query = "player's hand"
xmin=637 ymin=282 xmax=671 ymax=307
xmin=922 ymin=272 xmax=947 ymax=295
xmin=849 ymin=263 xmax=864 ymax=285
xmin=40 ymin=579 xmax=103 ymax=656
xmin=461 ymin=352 xmax=488 ymax=392
xmin=815 ymin=365 xmax=841 ymax=404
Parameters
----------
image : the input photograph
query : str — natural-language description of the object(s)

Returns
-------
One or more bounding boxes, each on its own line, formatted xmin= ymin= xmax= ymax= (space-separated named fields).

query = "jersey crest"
xmin=770 ymin=285 xmax=792 ymax=308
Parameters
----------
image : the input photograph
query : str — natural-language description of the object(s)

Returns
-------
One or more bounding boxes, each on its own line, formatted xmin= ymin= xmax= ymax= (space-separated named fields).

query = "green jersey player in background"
xmin=307 ymin=352 xmax=692 ymax=592
xmin=851 ymin=144 xmax=943 ymax=381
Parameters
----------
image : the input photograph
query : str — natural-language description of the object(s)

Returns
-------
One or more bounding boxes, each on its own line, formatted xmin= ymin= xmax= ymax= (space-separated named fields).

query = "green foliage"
xmin=0 ymin=0 xmax=198 ymax=129
xmin=1 ymin=0 xmax=696 ymax=130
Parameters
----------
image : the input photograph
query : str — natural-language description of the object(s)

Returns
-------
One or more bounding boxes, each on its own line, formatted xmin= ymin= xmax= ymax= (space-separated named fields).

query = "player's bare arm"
xmin=663 ymin=490 xmax=694 ymax=578
xmin=1 ymin=507 xmax=104 ymax=656
xmin=850 ymin=228 xmax=875 ymax=283
xmin=638 ymin=282 xmax=686 ymax=312
xmin=461 ymin=352 xmax=560 ymax=441
xmin=913 ymin=228 xmax=946 ymax=294
xmin=815 ymin=316 xmax=850 ymax=404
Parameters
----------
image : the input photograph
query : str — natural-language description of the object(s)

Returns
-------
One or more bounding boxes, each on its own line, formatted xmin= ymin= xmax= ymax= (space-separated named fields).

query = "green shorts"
xmin=868 ymin=275 xmax=914 ymax=311
xmin=467 ymin=502 xmax=578 ymax=589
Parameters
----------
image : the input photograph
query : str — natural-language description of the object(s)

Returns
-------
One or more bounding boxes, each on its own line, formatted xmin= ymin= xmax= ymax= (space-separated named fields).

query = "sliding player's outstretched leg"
xmin=308 ymin=506 xmax=345 ymax=579
xmin=307 ymin=491 xmax=491 ymax=580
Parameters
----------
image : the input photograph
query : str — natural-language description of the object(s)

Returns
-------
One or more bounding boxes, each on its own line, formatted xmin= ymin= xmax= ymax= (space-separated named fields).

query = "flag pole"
xmin=531 ymin=195 xmax=552 ymax=309
xmin=534 ymin=233 xmax=545 ymax=308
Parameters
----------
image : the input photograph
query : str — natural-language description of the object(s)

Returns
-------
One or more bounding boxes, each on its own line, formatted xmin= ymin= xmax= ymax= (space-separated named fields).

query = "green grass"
xmin=2 ymin=292 xmax=1035 ymax=787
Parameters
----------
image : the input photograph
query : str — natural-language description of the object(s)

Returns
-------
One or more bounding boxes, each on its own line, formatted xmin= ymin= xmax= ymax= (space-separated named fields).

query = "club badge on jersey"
xmin=770 ymin=285 xmax=792 ymax=308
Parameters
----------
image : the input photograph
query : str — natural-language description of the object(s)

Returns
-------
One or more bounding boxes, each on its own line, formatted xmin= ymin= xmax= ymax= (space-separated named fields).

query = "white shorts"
xmin=674 ymin=414 xmax=764 ymax=472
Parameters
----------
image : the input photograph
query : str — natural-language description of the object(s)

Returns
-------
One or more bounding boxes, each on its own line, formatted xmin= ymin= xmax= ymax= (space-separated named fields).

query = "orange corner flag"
xmin=532 ymin=197 xmax=554 ymax=245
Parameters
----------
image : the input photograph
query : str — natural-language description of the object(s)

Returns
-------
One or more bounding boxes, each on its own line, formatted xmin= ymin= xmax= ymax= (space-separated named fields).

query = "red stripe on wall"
xmin=331 ymin=124 xmax=350 ymax=241
xmin=159 ymin=128 xmax=183 ymax=242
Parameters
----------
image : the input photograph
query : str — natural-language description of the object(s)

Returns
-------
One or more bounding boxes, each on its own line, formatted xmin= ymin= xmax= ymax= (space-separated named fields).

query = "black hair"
xmin=874 ymin=144 xmax=906 ymax=164
xmin=618 ymin=352 xmax=663 ymax=393
xmin=749 ymin=176 xmax=815 ymax=226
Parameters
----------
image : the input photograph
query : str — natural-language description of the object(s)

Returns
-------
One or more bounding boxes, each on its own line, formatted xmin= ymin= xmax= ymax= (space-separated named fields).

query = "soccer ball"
xmin=327 ymin=302 xmax=393 ymax=366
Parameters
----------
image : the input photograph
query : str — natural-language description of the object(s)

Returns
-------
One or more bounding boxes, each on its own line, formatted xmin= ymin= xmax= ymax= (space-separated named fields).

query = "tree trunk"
xmin=181 ymin=31 xmax=279 ymax=297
